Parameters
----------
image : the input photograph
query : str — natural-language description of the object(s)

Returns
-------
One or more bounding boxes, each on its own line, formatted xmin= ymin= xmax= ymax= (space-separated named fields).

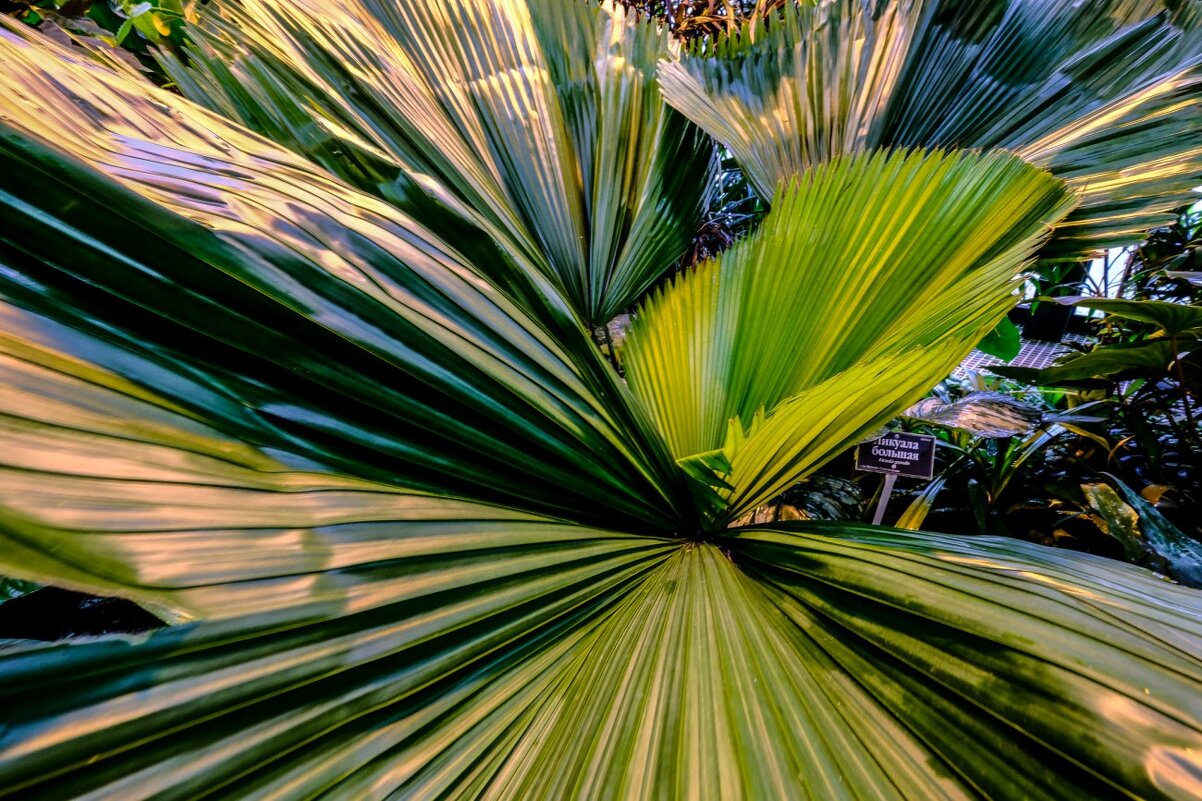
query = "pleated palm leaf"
xmin=155 ymin=0 xmax=716 ymax=329
xmin=660 ymin=0 xmax=1202 ymax=258
xmin=1 ymin=4 xmax=1202 ymax=801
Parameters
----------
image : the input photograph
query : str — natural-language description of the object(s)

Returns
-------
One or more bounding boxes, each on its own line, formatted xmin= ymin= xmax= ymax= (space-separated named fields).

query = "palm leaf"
xmin=0 ymin=534 xmax=674 ymax=798
xmin=622 ymin=149 xmax=1075 ymax=523
xmin=159 ymin=0 xmax=716 ymax=327
xmin=0 ymin=20 xmax=691 ymax=533
xmin=715 ymin=342 xmax=972 ymax=521
xmin=4 ymin=526 xmax=1202 ymax=798
xmin=659 ymin=0 xmax=1202 ymax=259
xmin=0 ymin=334 xmax=666 ymax=618
xmin=729 ymin=523 xmax=1202 ymax=800
xmin=2 ymin=6 xmax=1202 ymax=801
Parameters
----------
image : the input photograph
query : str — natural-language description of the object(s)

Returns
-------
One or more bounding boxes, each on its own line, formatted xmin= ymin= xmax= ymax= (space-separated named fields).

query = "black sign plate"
xmin=855 ymin=432 xmax=937 ymax=480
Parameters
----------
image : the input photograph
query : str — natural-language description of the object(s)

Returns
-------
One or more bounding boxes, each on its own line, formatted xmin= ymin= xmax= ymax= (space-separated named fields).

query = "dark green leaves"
xmin=1 ymin=3 xmax=1201 ymax=800
xmin=0 ymin=20 xmax=691 ymax=533
xmin=4 ymin=526 xmax=1202 ymax=799
xmin=0 ymin=534 xmax=675 ymax=799
xmin=733 ymin=523 xmax=1202 ymax=800
xmin=1110 ymin=477 xmax=1202 ymax=587
xmin=0 ymin=328 xmax=666 ymax=616
xmin=993 ymin=340 xmax=1188 ymax=383
xmin=975 ymin=317 xmax=1022 ymax=361
xmin=1053 ymin=296 xmax=1202 ymax=336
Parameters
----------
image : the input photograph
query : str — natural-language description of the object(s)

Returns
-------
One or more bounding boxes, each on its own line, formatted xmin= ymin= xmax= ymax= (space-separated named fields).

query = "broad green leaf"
xmin=159 ymin=0 xmax=715 ymax=327
xmin=0 ymin=21 xmax=692 ymax=533
xmin=731 ymin=523 xmax=1202 ymax=801
xmin=454 ymin=544 xmax=968 ymax=800
xmin=625 ymin=149 xmax=1073 ymax=459
xmin=622 ymin=149 xmax=1074 ymax=522
xmin=0 ymin=344 xmax=667 ymax=617
xmin=975 ymin=317 xmax=1022 ymax=361
xmin=1083 ymin=481 xmax=1153 ymax=562
xmin=659 ymin=0 xmax=1202 ymax=259
xmin=1052 ymin=296 xmax=1202 ymax=335
xmin=1110 ymin=475 xmax=1202 ymax=588
xmin=993 ymin=339 xmax=1190 ymax=384
xmin=0 ymin=537 xmax=675 ymax=799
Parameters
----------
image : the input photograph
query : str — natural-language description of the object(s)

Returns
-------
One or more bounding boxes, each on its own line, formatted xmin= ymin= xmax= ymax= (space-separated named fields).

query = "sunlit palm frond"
xmin=1 ymin=6 xmax=1201 ymax=801
xmin=0 ymin=19 xmax=691 ymax=533
xmin=160 ymin=0 xmax=716 ymax=327
xmin=660 ymin=0 xmax=1202 ymax=259
xmin=622 ymin=149 xmax=1075 ymax=522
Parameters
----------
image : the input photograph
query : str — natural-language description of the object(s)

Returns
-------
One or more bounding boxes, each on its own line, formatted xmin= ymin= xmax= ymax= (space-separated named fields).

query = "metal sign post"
xmin=870 ymin=473 xmax=898 ymax=526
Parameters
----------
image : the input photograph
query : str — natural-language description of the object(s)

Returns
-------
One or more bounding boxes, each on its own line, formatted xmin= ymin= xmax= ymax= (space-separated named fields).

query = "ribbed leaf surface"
xmin=161 ymin=0 xmax=715 ymax=327
xmin=3 ymin=528 xmax=1201 ymax=799
xmin=1 ymin=6 xmax=1201 ymax=801
xmin=0 ymin=538 xmax=674 ymax=799
xmin=0 ymin=22 xmax=690 ymax=533
xmin=659 ymin=0 xmax=1202 ymax=258
xmin=622 ymin=149 xmax=1075 ymax=523
xmin=731 ymin=523 xmax=1202 ymax=800
xmin=0 ymin=321 xmax=664 ymax=619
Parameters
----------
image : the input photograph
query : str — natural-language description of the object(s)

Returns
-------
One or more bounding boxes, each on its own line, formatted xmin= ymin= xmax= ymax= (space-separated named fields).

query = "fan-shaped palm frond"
xmin=659 ymin=0 xmax=1202 ymax=258
xmin=623 ymin=147 xmax=1076 ymax=523
xmin=1 ymin=4 xmax=1201 ymax=800
xmin=0 ymin=16 xmax=694 ymax=534
xmin=158 ymin=0 xmax=716 ymax=328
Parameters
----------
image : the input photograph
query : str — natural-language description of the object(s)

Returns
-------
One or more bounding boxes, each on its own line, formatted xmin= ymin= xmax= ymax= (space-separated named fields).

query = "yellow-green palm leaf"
xmin=623 ymin=149 xmax=1075 ymax=523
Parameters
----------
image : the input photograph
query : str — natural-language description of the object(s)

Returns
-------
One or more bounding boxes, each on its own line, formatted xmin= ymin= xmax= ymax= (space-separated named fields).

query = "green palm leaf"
xmin=659 ymin=0 xmax=1202 ymax=258
xmin=729 ymin=523 xmax=1202 ymax=800
xmin=0 ymin=19 xmax=691 ymax=534
xmin=2 ymin=5 xmax=1202 ymax=800
xmin=0 ymin=532 xmax=674 ymax=798
xmin=159 ymin=0 xmax=715 ymax=328
xmin=0 ymin=334 xmax=665 ymax=618
xmin=623 ymin=149 xmax=1075 ymax=523
xmin=4 ymin=527 xmax=1202 ymax=798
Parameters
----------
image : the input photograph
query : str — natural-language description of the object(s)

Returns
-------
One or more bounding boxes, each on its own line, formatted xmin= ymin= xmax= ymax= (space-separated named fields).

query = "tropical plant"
xmin=156 ymin=0 xmax=716 ymax=332
xmin=6 ymin=0 xmax=198 ymax=52
xmin=992 ymin=204 xmax=1202 ymax=494
xmin=992 ymin=293 xmax=1202 ymax=536
xmin=1 ymin=3 xmax=1202 ymax=800
xmin=890 ymin=374 xmax=1200 ymax=570
xmin=1109 ymin=202 xmax=1202 ymax=296
xmin=1082 ymin=476 xmax=1202 ymax=587
xmin=659 ymin=0 xmax=1202 ymax=259
xmin=613 ymin=0 xmax=789 ymax=39
xmin=888 ymin=251 xmax=1202 ymax=579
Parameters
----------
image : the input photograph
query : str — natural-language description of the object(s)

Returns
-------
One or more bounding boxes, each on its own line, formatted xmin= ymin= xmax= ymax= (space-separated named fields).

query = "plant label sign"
xmin=855 ymin=432 xmax=937 ymax=480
